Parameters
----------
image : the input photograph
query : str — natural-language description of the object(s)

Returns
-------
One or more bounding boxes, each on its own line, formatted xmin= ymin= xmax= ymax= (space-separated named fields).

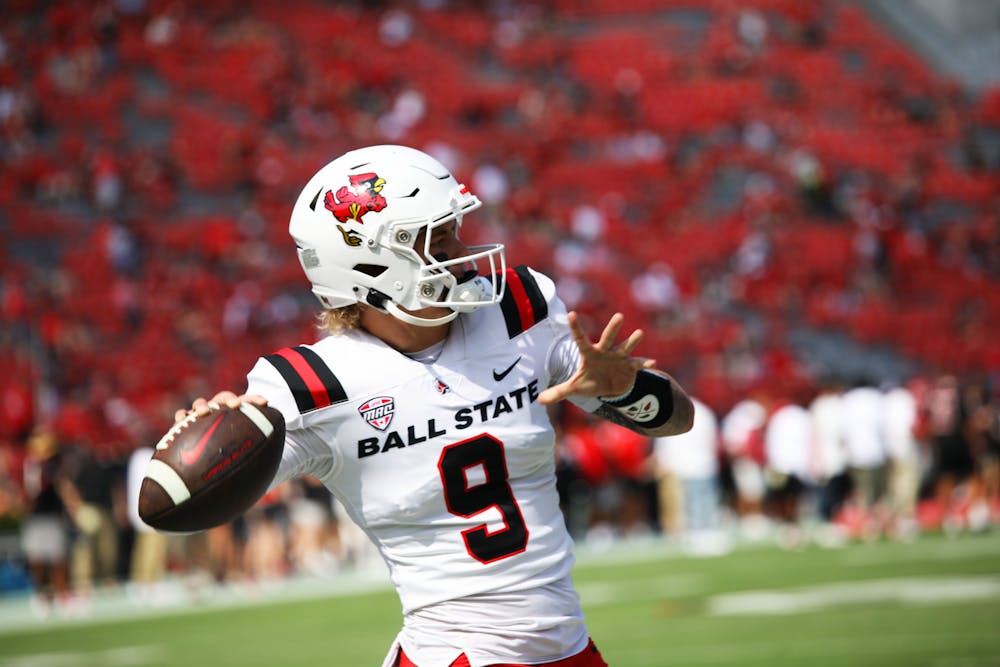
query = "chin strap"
xmin=384 ymin=302 xmax=459 ymax=327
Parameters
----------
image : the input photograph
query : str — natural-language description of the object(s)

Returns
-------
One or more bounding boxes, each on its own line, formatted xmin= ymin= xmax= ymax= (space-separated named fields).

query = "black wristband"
xmin=600 ymin=370 xmax=675 ymax=429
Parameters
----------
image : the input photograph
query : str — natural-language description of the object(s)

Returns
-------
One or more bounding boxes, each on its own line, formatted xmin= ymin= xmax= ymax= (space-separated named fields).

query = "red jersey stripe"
xmin=505 ymin=268 xmax=535 ymax=333
xmin=275 ymin=347 xmax=332 ymax=410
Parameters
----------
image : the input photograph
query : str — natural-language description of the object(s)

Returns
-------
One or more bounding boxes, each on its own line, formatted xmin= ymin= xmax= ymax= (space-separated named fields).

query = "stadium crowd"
xmin=0 ymin=0 xmax=998 ymax=612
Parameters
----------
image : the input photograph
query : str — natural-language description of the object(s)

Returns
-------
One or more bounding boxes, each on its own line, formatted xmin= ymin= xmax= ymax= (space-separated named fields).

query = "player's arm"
xmin=539 ymin=311 xmax=694 ymax=438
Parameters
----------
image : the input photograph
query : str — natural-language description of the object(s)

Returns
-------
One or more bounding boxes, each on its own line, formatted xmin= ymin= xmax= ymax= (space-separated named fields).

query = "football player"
xmin=177 ymin=145 xmax=693 ymax=667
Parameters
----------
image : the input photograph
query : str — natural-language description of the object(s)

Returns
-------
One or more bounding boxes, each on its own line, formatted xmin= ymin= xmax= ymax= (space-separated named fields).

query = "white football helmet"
xmin=289 ymin=145 xmax=507 ymax=327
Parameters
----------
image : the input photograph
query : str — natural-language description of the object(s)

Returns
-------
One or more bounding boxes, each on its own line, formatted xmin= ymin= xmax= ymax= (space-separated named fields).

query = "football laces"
xmin=155 ymin=409 xmax=204 ymax=451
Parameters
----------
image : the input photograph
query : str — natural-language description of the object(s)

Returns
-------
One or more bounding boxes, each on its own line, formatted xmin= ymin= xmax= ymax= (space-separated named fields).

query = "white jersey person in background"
xmin=808 ymin=381 xmax=851 ymax=545
xmin=653 ymin=397 xmax=726 ymax=555
xmin=764 ymin=401 xmax=815 ymax=549
xmin=165 ymin=146 xmax=694 ymax=667
xmin=841 ymin=379 xmax=889 ymax=540
xmin=720 ymin=395 xmax=769 ymax=539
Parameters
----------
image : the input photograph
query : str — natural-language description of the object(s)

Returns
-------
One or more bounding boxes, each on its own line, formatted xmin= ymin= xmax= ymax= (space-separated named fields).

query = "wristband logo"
xmin=619 ymin=395 xmax=659 ymax=423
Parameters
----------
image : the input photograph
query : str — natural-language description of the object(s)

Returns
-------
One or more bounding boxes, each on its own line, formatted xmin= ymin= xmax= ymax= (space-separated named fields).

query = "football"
xmin=138 ymin=402 xmax=285 ymax=532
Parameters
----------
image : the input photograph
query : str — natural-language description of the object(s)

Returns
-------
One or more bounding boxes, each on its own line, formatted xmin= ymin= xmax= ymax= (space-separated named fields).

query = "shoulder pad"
xmin=496 ymin=265 xmax=550 ymax=339
xmin=263 ymin=345 xmax=348 ymax=414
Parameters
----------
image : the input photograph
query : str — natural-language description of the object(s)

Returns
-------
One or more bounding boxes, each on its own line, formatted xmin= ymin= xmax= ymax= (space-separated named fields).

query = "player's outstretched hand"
xmin=173 ymin=391 xmax=269 ymax=424
xmin=538 ymin=311 xmax=656 ymax=405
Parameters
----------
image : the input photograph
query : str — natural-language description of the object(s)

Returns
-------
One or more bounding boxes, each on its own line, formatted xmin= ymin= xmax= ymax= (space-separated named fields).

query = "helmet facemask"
xmin=379 ymin=195 xmax=506 ymax=326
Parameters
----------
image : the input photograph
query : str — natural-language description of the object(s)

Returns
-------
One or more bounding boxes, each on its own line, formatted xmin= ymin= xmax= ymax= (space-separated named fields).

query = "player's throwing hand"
xmin=538 ymin=311 xmax=656 ymax=405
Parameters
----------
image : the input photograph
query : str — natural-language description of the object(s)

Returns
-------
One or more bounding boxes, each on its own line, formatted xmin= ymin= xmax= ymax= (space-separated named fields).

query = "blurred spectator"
xmin=720 ymin=393 xmax=769 ymax=538
xmin=20 ymin=429 xmax=71 ymax=615
xmin=653 ymin=398 xmax=727 ymax=554
xmin=0 ymin=446 xmax=23 ymax=528
xmin=594 ymin=420 xmax=657 ymax=537
xmin=736 ymin=9 xmax=768 ymax=53
xmin=789 ymin=149 xmax=836 ymax=218
xmin=0 ymin=445 xmax=29 ymax=595
xmin=630 ymin=262 xmax=681 ymax=325
xmin=808 ymin=381 xmax=850 ymax=527
xmin=472 ymin=160 xmax=510 ymax=205
xmin=0 ymin=353 xmax=35 ymax=443
xmin=90 ymin=147 xmax=122 ymax=211
xmin=882 ymin=381 xmax=923 ymax=540
xmin=286 ymin=477 xmax=338 ymax=576
xmin=925 ymin=374 xmax=974 ymax=530
xmin=961 ymin=379 xmax=999 ymax=531
xmin=764 ymin=400 xmax=815 ymax=549
xmin=203 ymin=520 xmax=245 ymax=585
xmin=841 ymin=379 xmax=889 ymax=539
xmin=125 ymin=447 xmax=167 ymax=600
xmin=569 ymin=204 xmax=606 ymax=243
xmin=243 ymin=488 xmax=288 ymax=582
xmin=62 ymin=446 xmax=119 ymax=595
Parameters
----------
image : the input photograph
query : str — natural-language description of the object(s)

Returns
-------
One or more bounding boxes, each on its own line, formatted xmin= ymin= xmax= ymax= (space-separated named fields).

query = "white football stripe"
xmin=239 ymin=402 xmax=274 ymax=437
xmin=144 ymin=459 xmax=191 ymax=505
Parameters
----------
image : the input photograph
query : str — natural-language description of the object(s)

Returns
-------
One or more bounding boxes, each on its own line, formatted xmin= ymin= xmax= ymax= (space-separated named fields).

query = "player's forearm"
xmin=596 ymin=369 xmax=694 ymax=437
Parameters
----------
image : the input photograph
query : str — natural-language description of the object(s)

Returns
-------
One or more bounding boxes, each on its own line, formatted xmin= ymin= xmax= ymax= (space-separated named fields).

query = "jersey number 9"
xmin=438 ymin=435 xmax=529 ymax=564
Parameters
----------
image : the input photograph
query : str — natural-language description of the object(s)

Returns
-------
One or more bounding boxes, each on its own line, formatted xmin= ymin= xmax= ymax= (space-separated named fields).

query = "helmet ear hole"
xmin=353 ymin=264 xmax=389 ymax=277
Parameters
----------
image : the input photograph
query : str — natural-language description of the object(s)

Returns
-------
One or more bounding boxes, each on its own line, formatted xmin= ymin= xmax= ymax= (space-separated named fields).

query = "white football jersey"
xmin=246 ymin=266 xmax=598 ymax=664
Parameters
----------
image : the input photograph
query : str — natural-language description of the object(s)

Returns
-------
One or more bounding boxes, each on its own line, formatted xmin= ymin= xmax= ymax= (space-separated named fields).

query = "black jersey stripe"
xmin=292 ymin=345 xmax=348 ymax=405
xmin=514 ymin=265 xmax=548 ymax=324
xmin=264 ymin=350 xmax=315 ymax=413
xmin=498 ymin=265 xmax=548 ymax=338
xmin=264 ymin=346 xmax=347 ymax=413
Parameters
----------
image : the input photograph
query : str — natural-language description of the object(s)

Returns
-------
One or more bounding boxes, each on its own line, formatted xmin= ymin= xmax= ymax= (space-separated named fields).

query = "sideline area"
xmin=2 ymin=530 xmax=998 ymax=638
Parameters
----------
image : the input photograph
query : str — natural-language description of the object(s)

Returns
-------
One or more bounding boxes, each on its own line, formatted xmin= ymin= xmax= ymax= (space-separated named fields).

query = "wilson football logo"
xmin=359 ymin=396 xmax=395 ymax=431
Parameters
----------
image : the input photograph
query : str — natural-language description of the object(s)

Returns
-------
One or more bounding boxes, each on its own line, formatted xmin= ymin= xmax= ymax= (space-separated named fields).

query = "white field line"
xmin=708 ymin=575 xmax=1000 ymax=616
xmin=642 ymin=630 xmax=999 ymax=665
xmin=0 ymin=645 xmax=162 ymax=667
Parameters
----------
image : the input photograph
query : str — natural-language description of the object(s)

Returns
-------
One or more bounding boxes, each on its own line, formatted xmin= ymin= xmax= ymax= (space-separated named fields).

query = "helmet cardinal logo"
xmin=325 ymin=173 xmax=387 ymax=223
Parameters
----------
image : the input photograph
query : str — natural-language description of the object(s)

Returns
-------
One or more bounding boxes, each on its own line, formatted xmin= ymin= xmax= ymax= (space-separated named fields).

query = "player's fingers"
xmin=239 ymin=393 xmax=269 ymax=406
xmin=209 ymin=390 xmax=241 ymax=409
xmin=175 ymin=397 xmax=210 ymax=423
xmin=619 ymin=328 xmax=644 ymax=355
xmin=566 ymin=311 xmax=590 ymax=347
xmin=595 ymin=313 xmax=624 ymax=351
xmin=538 ymin=381 xmax=572 ymax=405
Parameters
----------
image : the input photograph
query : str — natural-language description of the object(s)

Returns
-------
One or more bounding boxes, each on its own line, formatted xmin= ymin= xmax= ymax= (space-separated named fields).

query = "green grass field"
xmin=1 ymin=531 xmax=998 ymax=667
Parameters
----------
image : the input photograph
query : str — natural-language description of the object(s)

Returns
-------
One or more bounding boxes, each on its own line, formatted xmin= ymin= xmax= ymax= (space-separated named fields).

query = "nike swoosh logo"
xmin=493 ymin=356 xmax=522 ymax=382
xmin=180 ymin=413 xmax=225 ymax=466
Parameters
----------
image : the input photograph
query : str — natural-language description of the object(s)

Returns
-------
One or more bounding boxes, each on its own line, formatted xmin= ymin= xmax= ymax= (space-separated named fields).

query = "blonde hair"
xmin=317 ymin=303 xmax=364 ymax=335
